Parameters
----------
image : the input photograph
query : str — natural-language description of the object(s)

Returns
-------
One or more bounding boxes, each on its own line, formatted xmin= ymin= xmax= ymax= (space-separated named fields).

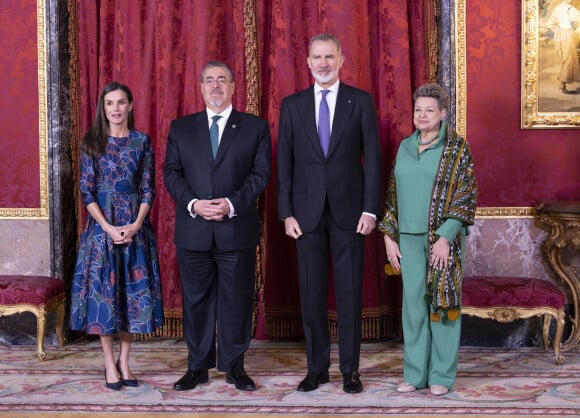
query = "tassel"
xmin=447 ymin=309 xmax=460 ymax=321
xmin=384 ymin=263 xmax=400 ymax=276
xmin=430 ymin=312 xmax=441 ymax=322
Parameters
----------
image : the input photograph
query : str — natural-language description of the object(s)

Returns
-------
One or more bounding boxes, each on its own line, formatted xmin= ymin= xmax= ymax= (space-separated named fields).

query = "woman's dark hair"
xmin=413 ymin=83 xmax=450 ymax=110
xmin=81 ymin=81 xmax=134 ymax=157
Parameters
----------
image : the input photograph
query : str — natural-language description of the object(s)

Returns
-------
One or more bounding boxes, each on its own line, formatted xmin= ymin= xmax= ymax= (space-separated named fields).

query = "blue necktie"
xmin=318 ymin=90 xmax=330 ymax=156
xmin=210 ymin=115 xmax=221 ymax=158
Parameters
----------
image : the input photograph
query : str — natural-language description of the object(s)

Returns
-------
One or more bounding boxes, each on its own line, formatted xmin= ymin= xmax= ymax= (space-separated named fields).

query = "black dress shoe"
xmin=297 ymin=371 xmax=329 ymax=392
xmin=342 ymin=372 xmax=363 ymax=393
xmin=104 ymin=369 xmax=122 ymax=391
xmin=116 ymin=360 xmax=138 ymax=387
xmin=173 ymin=369 xmax=209 ymax=391
xmin=226 ymin=366 xmax=256 ymax=391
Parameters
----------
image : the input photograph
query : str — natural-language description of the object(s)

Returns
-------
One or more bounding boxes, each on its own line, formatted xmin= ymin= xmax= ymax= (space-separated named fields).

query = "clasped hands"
xmin=193 ymin=198 xmax=230 ymax=221
xmin=110 ymin=224 xmax=138 ymax=245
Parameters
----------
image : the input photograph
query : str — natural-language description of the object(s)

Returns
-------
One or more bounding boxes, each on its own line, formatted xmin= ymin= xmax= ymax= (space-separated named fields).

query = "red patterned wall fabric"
xmin=76 ymin=0 xmax=252 ymax=335
xmin=74 ymin=0 xmax=429 ymax=339
xmin=4 ymin=0 xmax=577 ymax=339
xmin=260 ymin=1 xmax=428 ymax=338
xmin=0 ymin=0 xmax=40 ymax=208
xmin=466 ymin=1 xmax=580 ymax=206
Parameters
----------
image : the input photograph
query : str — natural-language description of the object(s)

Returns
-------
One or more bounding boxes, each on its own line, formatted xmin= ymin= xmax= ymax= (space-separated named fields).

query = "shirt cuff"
xmin=187 ymin=199 xmax=198 ymax=218
xmin=435 ymin=218 xmax=463 ymax=243
xmin=226 ymin=198 xmax=236 ymax=218
xmin=362 ymin=211 xmax=377 ymax=220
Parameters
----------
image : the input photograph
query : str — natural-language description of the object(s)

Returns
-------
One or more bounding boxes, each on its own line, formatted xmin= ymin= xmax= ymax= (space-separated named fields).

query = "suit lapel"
xmin=299 ymin=83 xmax=354 ymax=159
xmin=299 ymin=86 xmax=325 ymax=158
xmin=195 ymin=111 xmax=215 ymax=165
xmin=328 ymin=83 xmax=351 ymax=157
xmin=214 ymin=110 xmax=241 ymax=165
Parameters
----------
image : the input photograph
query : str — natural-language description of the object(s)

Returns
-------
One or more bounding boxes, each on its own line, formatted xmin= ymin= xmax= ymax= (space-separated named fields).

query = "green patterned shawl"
xmin=378 ymin=129 xmax=478 ymax=313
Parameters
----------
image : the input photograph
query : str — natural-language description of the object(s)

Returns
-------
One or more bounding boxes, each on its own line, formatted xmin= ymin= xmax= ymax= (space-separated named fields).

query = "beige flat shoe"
xmin=430 ymin=384 xmax=449 ymax=396
xmin=396 ymin=381 xmax=416 ymax=393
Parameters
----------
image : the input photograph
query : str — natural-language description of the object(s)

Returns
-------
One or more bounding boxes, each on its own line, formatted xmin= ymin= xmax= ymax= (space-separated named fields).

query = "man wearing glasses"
xmin=164 ymin=61 xmax=272 ymax=392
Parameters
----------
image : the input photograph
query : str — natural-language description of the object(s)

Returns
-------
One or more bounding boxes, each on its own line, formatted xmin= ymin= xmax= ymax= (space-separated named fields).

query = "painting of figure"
xmin=537 ymin=0 xmax=580 ymax=112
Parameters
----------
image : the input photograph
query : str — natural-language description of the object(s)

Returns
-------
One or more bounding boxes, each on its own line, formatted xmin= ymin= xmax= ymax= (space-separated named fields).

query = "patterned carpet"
xmin=0 ymin=338 xmax=579 ymax=417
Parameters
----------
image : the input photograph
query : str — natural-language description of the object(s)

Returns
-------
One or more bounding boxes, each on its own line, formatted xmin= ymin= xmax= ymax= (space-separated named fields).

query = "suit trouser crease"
xmin=177 ymin=246 xmax=255 ymax=372
xmin=399 ymin=232 xmax=462 ymax=388
xmin=296 ymin=204 xmax=363 ymax=374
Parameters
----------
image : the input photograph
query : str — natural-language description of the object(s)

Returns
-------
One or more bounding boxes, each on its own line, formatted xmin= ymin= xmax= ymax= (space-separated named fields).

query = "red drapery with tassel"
xmin=72 ymin=0 xmax=433 ymax=339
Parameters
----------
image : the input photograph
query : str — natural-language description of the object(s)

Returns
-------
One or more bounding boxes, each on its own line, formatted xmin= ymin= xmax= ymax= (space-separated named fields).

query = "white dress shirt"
xmin=314 ymin=80 xmax=339 ymax=134
xmin=206 ymin=105 xmax=233 ymax=146
xmin=187 ymin=104 xmax=235 ymax=218
xmin=313 ymin=80 xmax=376 ymax=221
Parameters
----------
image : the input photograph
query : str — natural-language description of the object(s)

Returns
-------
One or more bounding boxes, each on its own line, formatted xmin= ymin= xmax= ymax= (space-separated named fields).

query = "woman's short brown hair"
xmin=413 ymin=83 xmax=450 ymax=110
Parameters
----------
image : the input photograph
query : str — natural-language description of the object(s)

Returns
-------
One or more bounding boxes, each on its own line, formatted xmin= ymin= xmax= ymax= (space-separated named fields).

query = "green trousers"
xmin=399 ymin=232 xmax=464 ymax=389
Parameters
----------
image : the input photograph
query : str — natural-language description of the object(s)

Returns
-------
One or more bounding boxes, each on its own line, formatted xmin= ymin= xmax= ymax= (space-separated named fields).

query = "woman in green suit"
xmin=379 ymin=83 xmax=477 ymax=396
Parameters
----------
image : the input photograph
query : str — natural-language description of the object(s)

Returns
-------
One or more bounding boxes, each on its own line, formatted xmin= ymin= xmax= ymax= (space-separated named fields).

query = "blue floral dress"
xmin=70 ymin=131 xmax=164 ymax=335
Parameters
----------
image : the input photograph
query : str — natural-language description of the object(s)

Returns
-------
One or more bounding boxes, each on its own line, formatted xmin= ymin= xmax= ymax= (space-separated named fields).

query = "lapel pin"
xmin=232 ymin=124 xmax=237 ymax=128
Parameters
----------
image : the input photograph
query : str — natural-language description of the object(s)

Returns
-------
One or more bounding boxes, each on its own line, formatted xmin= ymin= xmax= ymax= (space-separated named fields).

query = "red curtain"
xmin=260 ymin=1 xmax=428 ymax=339
xmin=73 ymin=0 xmax=430 ymax=339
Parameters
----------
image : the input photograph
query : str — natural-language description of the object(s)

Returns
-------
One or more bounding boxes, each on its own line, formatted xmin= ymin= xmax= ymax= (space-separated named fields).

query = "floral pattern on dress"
xmin=70 ymin=130 xmax=164 ymax=335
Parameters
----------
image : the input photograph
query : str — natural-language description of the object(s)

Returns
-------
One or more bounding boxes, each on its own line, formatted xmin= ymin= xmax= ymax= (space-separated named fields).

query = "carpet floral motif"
xmin=0 ymin=340 xmax=579 ymax=416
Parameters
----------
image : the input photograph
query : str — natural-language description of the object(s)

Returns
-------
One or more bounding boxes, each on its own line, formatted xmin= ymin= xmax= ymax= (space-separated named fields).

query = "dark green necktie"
xmin=210 ymin=115 xmax=222 ymax=158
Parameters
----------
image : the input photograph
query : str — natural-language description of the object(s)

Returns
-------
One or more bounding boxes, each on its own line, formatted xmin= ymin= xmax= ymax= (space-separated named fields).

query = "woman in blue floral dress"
xmin=70 ymin=82 xmax=164 ymax=390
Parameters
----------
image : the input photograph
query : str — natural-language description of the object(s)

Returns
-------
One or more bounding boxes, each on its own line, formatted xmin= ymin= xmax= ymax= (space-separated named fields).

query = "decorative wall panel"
xmin=463 ymin=0 xmax=579 ymax=208
xmin=0 ymin=0 xmax=48 ymax=219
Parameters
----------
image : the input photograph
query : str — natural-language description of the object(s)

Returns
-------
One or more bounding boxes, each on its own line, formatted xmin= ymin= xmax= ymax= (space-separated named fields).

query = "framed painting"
xmin=521 ymin=0 xmax=580 ymax=128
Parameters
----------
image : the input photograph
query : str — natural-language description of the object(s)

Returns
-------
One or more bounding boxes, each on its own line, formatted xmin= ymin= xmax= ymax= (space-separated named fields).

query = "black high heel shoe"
xmin=104 ymin=368 xmax=122 ymax=391
xmin=116 ymin=359 xmax=139 ymax=387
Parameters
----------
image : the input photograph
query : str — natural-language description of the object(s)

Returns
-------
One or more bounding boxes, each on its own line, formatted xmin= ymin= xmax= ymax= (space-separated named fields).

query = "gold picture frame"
xmin=521 ymin=0 xmax=580 ymax=128
xmin=455 ymin=0 xmax=467 ymax=137
xmin=0 ymin=0 xmax=49 ymax=219
xmin=456 ymin=0 xmax=535 ymax=218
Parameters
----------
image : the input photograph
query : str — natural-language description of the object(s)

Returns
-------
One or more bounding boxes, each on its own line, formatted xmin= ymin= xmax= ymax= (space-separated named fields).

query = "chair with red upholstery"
xmin=462 ymin=276 xmax=566 ymax=364
xmin=0 ymin=275 xmax=66 ymax=360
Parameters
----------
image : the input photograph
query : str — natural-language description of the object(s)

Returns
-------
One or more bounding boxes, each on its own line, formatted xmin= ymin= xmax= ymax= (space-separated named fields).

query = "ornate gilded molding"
xmin=488 ymin=307 xmax=521 ymax=323
xmin=425 ymin=1 xmax=438 ymax=82
xmin=476 ymin=207 xmax=536 ymax=218
xmin=455 ymin=0 xmax=467 ymax=137
xmin=0 ymin=292 xmax=66 ymax=360
xmin=521 ymin=0 xmax=580 ymax=128
xmin=243 ymin=0 xmax=263 ymax=337
xmin=0 ymin=0 xmax=49 ymax=219
xmin=454 ymin=3 xmax=552 ymax=221
xmin=243 ymin=0 xmax=260 ymax=116
xmin=537 ymin=202 xmax=580 ymax=351
xmin=462 ymin=305 xmax=566 ymax=364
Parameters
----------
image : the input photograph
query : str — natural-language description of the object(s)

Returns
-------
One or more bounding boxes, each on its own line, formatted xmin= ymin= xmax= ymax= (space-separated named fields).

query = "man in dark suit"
xmin=164 ymin=61 xmax=271 ymax=392
xmin=277 ymin=34 xmax=382 ymax=394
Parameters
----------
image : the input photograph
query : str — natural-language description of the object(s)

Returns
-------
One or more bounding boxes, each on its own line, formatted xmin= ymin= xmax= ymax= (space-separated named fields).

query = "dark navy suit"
xmin=164 ymin=109 xmax=271 ymax=372
xmin=277 ymin=82 xmax=382 ymax=374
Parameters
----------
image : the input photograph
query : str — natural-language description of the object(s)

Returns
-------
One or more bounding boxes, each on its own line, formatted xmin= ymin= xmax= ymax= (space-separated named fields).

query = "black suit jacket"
xmin=277 ymin=82 xmax=382 ymax=231
xmin=164 ymin=109 xmax=272 ymax=251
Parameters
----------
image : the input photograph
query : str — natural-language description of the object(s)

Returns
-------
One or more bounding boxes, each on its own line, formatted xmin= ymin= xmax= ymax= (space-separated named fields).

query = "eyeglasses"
xmin=203 ymin=76 xmax=232 ymax=85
